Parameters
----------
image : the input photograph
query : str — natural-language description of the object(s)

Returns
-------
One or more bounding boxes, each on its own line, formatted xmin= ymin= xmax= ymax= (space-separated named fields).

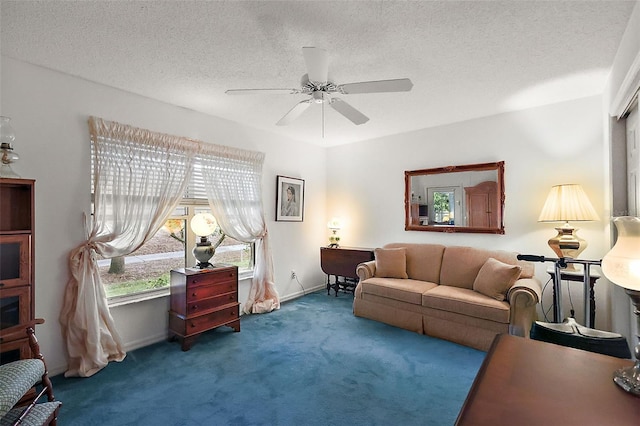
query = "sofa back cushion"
xmin=374 ymin=248 xmax=409 ymax=278
xmin=384 ymin=243 xmax=446 ymax=283
xmin=440 ymin=246 xmax=533 ymax=289
xmin=473 ymin=257 xmax=522 ymax=301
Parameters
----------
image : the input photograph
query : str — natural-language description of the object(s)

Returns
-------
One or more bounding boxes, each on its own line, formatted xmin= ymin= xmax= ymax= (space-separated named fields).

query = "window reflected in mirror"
xmin=430 ymin=187 xmax=458 ymax=225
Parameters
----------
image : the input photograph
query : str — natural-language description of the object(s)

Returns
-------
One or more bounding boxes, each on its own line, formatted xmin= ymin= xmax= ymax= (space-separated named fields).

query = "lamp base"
xmin=614 ymin=289 xmax=640 ymax=397
xmin=613 ymin=364 xmax=640 ymax=396
xmin=193 ymin=242 xmax=215 ymax=269
xmin=328 ymin=230 xmax=340 ymax=248
xmin=548 ymin=223 xmax=587 ymax=271
xmin=0 ymin=163 xmax=20 ymax=178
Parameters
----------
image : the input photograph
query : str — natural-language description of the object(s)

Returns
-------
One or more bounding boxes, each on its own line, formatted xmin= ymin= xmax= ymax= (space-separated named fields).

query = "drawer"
xmin=186 ymin=268 xmax=237 ymax=288
xmin=187 ymin=291 xmax=237 ymax=315
xmin=187 ymin=281 xmax=237 ymax=302
xmin=182 ymin=304 xmax=239 ymax=335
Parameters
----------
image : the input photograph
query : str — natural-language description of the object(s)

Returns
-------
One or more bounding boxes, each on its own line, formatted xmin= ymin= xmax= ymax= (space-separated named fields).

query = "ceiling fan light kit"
xmin=226 ymin=47 xmax=413 ymax=134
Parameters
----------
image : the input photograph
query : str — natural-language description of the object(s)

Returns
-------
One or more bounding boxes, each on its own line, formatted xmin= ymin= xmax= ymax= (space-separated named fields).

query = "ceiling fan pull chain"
xmin=322 ymin=96 xmax=325 ymax=138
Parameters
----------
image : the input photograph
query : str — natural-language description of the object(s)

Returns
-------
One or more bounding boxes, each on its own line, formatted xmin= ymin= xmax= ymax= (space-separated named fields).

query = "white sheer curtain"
xmin=59 ymin=117 xmax=197 ymax=377
xmin=199 ymin=144 xmax=280 ymax=314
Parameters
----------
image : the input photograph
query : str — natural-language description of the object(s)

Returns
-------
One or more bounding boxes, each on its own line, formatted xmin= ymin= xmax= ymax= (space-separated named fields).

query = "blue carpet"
xmin=52 ymin=291 xmax=485 ymax=425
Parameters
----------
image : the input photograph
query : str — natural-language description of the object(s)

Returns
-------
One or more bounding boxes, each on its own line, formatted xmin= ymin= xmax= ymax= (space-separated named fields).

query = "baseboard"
xmin=50 ymin=362 xmax=70 ymax=377
xmin=280 ymin=284 xmax=325 ymax=303
xmin=49 ymin=331 xmax=169 ymax=377
xmin=124 ymin=331 xmax=169 ymax=352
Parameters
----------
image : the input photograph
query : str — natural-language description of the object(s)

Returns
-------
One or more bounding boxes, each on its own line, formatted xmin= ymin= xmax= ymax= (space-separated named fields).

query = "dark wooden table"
xmin=320 ymin=246 xmax=374 ymax=296
xmin=455 ymin=334 xmax=639 ymax=425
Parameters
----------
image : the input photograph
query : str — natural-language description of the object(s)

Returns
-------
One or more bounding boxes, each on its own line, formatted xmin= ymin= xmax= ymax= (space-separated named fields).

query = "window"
xmin=89 ymin=119 xmax=260 ymax=303
xmin=91 ymin=151 xmax=255 ymax=302
xmin=98 ymin=203 xmax=254 ymax=301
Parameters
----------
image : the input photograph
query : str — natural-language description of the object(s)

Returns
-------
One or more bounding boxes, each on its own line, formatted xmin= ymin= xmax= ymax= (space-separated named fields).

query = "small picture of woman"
xmin=276 ymin=176 xmax=304 ymax=221
xmin=281 ymin=185 xmax=299 ymax=216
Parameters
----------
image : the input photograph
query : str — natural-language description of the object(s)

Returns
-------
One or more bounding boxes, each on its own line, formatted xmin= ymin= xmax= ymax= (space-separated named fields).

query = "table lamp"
xmin=601 ymin=216 xmax=640 ymax=396
xmin=190 ymin=213 xmax=221 ymax=269
xmin=327 ymin=218 xmax=342 ymax=248
xmin=0 ymin=116 xmax=20 ymax=178
xmin=538 ymin=184 xmax=599 ymax=270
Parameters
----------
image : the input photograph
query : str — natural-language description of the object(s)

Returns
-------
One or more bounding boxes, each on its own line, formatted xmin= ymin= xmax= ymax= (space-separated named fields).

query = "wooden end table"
xmin=320 ymin=246 xmax=374 ymax=296
xmin=455 ymin=334 xmax=639 ymax=425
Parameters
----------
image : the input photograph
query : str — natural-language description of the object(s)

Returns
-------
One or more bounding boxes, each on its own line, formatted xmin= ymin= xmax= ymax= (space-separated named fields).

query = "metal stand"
xmin=518 ymin=255 xmax=600 ymax=324
xmin=518 ymin=254 xmax=631 ymax=360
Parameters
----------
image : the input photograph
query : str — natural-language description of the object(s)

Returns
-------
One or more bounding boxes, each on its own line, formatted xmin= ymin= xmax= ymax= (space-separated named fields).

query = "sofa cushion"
xmin=439 ymin=246 xmax=528 ymax=289
xmin=0 ymin=359 xmax=45 ymax=417
xmin=374 ymin=248 xmax=409 ymax=279
xmin=422 ymin=285 xmax=510 ymax=323
xmin=384 ymin=243 xmax=446 ymax=283
xmin=360 ymin=278 xmax=438 ymax=305
xmin=473 ymin=258 xmax=522 ymax=301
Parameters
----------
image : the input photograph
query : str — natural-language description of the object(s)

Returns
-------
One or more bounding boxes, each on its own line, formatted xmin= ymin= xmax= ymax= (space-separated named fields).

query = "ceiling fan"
xmin=225 ymin=47 xmax=413 ymax=133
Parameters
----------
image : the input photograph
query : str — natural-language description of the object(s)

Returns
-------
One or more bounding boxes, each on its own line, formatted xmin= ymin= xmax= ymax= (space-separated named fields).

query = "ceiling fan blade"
xmin=339 ymin=78 xmax=413 ymax=94
xmin=302 ymin=47 xmax=329 ymax=83
xmin=329 ymin=98 xmax=369 ymax=125
xmin=226 ymin=88 xmax=299 ymax=95
xmin=276 ymin=100 xmax=312 ymax=126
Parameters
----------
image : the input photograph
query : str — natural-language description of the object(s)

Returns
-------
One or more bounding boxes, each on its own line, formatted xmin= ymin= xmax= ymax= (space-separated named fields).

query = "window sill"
xmin=107 ymin=270 xmax=254 ymax=308
xmin=107 ymin=287 xmax=170 ymax=308
xmin=238 ymin=270 xmax=254 ymax=281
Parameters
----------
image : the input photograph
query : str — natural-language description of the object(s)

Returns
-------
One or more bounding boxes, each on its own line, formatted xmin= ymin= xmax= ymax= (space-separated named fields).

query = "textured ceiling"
xmin=0 ymin=1 xmax=636 ymax=146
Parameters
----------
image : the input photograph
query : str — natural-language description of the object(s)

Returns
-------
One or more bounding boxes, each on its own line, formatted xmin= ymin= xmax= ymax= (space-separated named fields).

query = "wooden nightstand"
xmin=169 ymin=266 xmax=240 ymax=351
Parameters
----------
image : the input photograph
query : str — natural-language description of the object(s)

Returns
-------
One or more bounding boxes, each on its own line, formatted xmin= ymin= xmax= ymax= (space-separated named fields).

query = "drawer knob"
xmin=191 ymin=305 xmax=198 ymax=310
xmin=192 ymin=293 xmax=197 ymax=297
xmin=190 ymin=323 xmax=196 ymax=328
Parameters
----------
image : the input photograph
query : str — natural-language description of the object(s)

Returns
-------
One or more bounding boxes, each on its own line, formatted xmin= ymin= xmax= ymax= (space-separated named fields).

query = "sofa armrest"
xmin=507 ymin=277 xmax=542 ymax=338
xmin=507 ymin=277 xmax=542 ymax=305
xmin=356 ymin=260 xmax=376 ymax=281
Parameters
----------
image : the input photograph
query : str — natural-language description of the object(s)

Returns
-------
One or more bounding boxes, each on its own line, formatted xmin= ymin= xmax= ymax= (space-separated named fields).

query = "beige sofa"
xmin=353 ymin=243 xmax=542 ymax=351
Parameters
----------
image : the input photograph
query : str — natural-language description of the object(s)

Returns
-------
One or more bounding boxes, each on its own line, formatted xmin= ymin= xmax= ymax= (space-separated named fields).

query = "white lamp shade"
xmin=538 ymin=184 xmax=599 ymax=222
xmin=0 ymin=116 xmax=16 ymax=145
xmin=327 ymin=218 xmax=342 ymax=230
xmin=602 ymin=216 xmax=640 ymax=291
xmin=190 ymin=213 xmax=217 ymax=237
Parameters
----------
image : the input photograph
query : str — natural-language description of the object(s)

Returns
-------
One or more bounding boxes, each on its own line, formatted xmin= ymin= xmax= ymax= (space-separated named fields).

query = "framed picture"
xmin=276 ymin=175 xmax=305 ymax=222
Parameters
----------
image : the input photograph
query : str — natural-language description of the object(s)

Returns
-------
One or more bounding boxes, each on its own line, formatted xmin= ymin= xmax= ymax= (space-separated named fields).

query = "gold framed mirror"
xmin=405 ymin=161 xmax=505 ymax=234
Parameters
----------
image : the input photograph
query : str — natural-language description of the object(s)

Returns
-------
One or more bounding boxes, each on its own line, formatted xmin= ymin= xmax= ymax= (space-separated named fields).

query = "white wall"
xmin=327 ymin=95 xmax=611 ymax=331
xmin=1 ymin=57 xmax=328 ymax=375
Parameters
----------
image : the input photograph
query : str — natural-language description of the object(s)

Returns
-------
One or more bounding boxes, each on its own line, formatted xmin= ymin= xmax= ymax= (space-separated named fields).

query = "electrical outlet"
xmin=290 ymin=270 xmax=296 ymax=280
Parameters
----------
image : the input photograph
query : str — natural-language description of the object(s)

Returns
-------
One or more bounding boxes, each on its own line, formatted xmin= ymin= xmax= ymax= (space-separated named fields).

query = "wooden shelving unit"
xmin=0 ymin=178 xmax=36 ymax=364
